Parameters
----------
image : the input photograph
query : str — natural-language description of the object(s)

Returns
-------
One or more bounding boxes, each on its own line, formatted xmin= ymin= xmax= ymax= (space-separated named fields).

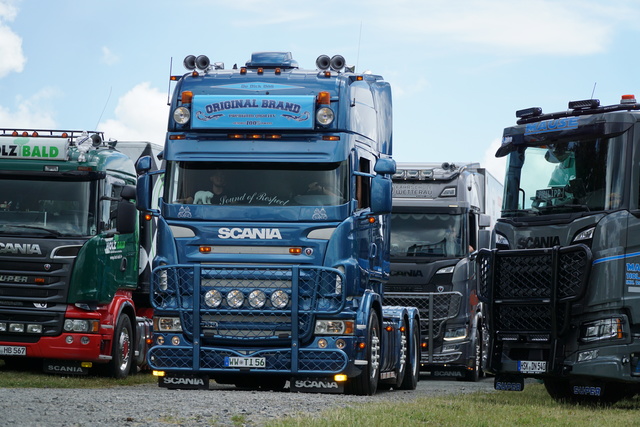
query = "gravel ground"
xmin=0 ymin=376 xmax=495 ymax=426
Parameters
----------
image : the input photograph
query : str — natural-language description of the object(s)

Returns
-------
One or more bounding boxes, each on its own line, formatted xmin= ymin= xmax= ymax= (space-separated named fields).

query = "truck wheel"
xmin=399 ymin=317 xmax=419 ymax=390
xmin=543 ymin=377 xmax=627 ymax=405
xmin=462 ymin=328 xmax=482 ymax=382
xmin=346 ymin=310 xmax=381 ymax=395
xmin=108 ymin=315 xmax=133 ymax=379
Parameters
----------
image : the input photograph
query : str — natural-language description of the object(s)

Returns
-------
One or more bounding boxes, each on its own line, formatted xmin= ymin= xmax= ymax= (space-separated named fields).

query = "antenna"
xmin=94 ymin=86 xmax=112 ymax=130
xmin=591 ymin=82 xmax=597 ymax=99
xmin=356 ymin=21 xmax=362 ymax=72
xmin=167 ymin=57 xmax=173 ymax=106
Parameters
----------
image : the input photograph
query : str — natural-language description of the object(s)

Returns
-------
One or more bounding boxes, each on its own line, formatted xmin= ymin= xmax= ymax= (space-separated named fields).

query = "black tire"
xmin=107 ymin=315 xmax=133 ymax=379
xmin=462 ymin=328 xmax=482 ymax=382
xmin=543 ymin=377 xmax=627 ymax=405
xmin=393 ymin=318 xmax=408 ymax=389
xmin=399 ymin=317 xmax=419 ymax=390
xmin=346 ymin=310 xmax=381 ymax=395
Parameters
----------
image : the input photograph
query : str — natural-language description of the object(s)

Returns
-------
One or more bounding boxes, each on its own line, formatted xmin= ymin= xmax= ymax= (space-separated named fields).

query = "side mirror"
xmin=478 ymin=229 xmax=491 ymax=250
xmin=370 ymin=174 xmax=392 ymax=214
xmin=479 ymin=213 xmax=491 ymax=228
xmin=136 ymin=174 xmax=153 ymax=211
xmin=136 ymin=156 xmax=152 ymax=175
xmin=374 ymin=158 xmax=396 ymax=175
xmin=116 ymin=200 xmax=136 ymax=234
xmin=121 ymin=185 xmax=136 ymax=201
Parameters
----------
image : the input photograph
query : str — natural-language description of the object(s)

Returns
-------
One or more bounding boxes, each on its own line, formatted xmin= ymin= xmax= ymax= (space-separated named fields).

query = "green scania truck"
xmin=0 ymin=129 xmax=160 ymax=377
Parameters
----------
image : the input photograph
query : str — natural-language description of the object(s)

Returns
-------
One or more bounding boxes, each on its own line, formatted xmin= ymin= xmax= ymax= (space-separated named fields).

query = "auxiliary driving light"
xmin=248 ymin=290 xmax=267 ymax=308
xmin=270 ymin=290 xmax=289 ymax=309
xmin=204 ymin=289 xmax=223 ymax=308
xmin=226 ymin=290 xmax=245 ymax=308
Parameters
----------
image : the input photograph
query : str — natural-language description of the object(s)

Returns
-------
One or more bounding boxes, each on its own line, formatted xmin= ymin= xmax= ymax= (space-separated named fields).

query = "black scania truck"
xmin=479 ymin=94 xmax=640 ymax=403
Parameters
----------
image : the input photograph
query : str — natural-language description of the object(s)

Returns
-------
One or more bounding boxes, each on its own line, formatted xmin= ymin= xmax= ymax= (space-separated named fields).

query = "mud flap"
xmin=289 ymin=377 xmax=344 ymax=393
xmin=43 ymin=359 xmax=89 ymax=375
xmin=158 ymin=372 xmax=209 ymax=389
xmin=494 ymin=374 xmax=525 ymax=391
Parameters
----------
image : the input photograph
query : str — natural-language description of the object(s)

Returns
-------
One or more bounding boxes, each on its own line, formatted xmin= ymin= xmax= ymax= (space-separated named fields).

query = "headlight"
xmin=270 ymin=290 xmax=289 ymax=309
xmin=248 ymin=290 xmax=267 ymax=308
xmin=443 ymin=327 xmax=467 ymax=341
xmin=226 ymin=290 xmax=245 ymax=308
xmin=580 ymin=318 xmax=623 ymax=343
xmin=155 ymin=317 xmax=182 ymax=332
xmin=316 ymin=107 xmax=334 ymax=126
xmin=495 ymin=233 xmax=509 ymax=249
xmin=63 ymin=319 xmax=100 ymax=333
xmin=173 ymin=107 xmax=191 ymax=124
xmin=436 ymin=266 xmax=455 ymax=274
xmin=204 ymin=289 xmax=222 ymax=308
xmin=573 ymin=227 xmax=595 ymax=243
xmin=314 ymin=320 xmax=354 ymax=335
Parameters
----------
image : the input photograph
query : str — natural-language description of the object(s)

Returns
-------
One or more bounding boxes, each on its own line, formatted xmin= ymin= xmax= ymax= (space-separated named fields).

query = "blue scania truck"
xmin=135 ymin=52 xmax=420 ymax=394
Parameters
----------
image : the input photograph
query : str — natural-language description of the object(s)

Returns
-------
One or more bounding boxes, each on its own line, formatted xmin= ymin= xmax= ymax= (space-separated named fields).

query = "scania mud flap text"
xmin=289 ymin=377 xmax=344 ymax=393
xmin=158 ymin=373 xmax=210 ymax=389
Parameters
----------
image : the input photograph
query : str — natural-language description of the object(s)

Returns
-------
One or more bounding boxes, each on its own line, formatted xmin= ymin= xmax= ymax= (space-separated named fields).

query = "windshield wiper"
xmin=537 ymin=204 xmax=591 ymax=213
xmin=0 ymin=224 xmax=62 ymax=237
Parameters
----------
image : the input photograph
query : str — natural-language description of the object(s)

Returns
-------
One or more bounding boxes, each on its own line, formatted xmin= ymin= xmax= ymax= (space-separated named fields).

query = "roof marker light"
xmin=181 ymin=91 xmax=193 ymax=104
xmin=317 ymin=91 xmax=330 ymax=105
xmin=621 ymin=94 xmax=636 ymax=104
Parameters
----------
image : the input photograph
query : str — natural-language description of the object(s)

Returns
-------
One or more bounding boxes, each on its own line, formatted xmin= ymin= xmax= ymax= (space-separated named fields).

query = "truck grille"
xmin=384 ymin=292 xmax=461 ymax=338
xmin=152 ymin=265 xmax=345 ymax=344
xmin=477 ymin=245 xmax=590 ymax=334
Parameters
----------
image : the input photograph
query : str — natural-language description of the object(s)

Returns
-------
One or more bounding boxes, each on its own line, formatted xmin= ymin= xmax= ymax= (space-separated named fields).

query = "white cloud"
xmin=99 ymin=82 xmax=168 ymax=145
xmin=101 ymin=46 xmax=119 ymax=66
xmin=0 ymin=0 xmax=25 ymax=77
xmin=0 ymin=88 xmax=59 ymax=128
xmin=344 ymin=0 xmax=631 ymax=56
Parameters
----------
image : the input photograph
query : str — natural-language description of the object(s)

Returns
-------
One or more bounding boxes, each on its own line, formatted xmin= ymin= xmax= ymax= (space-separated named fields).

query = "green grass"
xmin=269 ymin=383 xmax=640 ymax=427
xmin=0 ymin=359 xmax=155 ymax=388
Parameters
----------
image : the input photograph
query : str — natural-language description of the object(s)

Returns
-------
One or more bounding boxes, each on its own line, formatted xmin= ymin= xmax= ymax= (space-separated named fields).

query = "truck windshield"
xmin=165 ymin=161 xmax=349 ymax=207
xmin=0 ymin=178 xmax=97 ymax=237
xmin=502 ymin=136 xmax=624 ymax=216
xmin=390 ymin=213 xmax=467 ymax=258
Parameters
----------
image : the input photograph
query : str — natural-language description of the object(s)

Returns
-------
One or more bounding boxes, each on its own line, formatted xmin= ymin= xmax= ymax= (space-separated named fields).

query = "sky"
xmin=2 ymin=0 xmax=640 ymax=182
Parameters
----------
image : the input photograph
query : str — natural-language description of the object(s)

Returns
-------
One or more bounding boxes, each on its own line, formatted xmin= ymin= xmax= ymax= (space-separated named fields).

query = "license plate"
xmin=0 ymin=346 xmax=26 ymax=356
xmin=224 ymin=356 xmax=266 ymax=368
xmin=518 ymin=360 xmax=546 ymax=373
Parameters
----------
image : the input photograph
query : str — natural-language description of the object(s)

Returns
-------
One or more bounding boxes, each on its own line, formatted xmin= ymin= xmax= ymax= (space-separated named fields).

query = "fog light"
xmin=156 ymin=336 xmax=165 ymax=345
xmin=9 ymin=323 xmax=24 ymax=333
xmin=0 ymin=323 xmax=5 ymax=332
xmin=81 ymin=336 xmax=90 ymax=345
xmin=318 ymin=338 xmax=328 ymax=349
xmin=578 ymin=349 xmax=599 ymax=362
xmin=334 ymin=374 xmax=347 ymax=382
xmin=171 ymin=336 xmax=181 ymax=345
xmin=66 ymin=336 xmax=74 ymax=344
xmin=336 ymin=339 xmax=346 ymax=349
xmin=27 ymin=324 xmax=42 ymax=334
